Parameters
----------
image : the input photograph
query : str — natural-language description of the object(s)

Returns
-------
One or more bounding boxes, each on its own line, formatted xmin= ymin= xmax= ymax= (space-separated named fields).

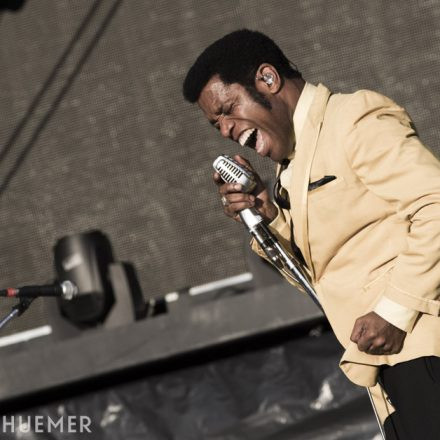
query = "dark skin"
xmin=350 ymin=312 xmax=406 ymax=355
xmin=197 ymin=64 xmax=406 ymax=356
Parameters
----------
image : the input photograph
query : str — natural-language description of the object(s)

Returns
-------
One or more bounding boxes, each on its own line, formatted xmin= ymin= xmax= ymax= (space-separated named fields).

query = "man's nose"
xmin=219 ymin=117 xmax=234 ymax=139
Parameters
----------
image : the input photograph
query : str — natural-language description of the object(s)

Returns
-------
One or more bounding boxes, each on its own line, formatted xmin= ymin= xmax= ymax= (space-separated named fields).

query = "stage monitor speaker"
xmin=54 ymin=230 xmax=115 ymax=327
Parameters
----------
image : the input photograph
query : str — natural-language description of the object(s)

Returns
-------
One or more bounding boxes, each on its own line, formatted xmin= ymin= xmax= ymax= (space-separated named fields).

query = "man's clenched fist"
xmin=350 ymin=311 xmax=406 ymax=355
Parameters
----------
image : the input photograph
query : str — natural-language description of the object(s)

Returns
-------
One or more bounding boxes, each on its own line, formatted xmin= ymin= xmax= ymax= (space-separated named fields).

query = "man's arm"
xmin=343 ymin=90 xmax=440 ymax=354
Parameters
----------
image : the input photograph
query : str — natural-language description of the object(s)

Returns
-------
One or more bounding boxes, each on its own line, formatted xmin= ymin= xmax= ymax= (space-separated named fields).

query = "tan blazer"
xmin=251 ymin=84 xmax=440 ymax=420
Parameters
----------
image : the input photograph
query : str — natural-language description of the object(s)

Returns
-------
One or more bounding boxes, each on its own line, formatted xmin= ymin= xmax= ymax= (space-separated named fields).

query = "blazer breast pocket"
xmin=308 ymin=175 xmax=337 ymax=191
xmin=308 ymin=175 xmax=345 ymax=200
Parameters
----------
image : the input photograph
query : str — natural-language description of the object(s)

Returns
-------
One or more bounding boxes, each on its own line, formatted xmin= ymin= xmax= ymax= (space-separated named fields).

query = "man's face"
xmin=197 ymin=75 xmax=294 ymax=163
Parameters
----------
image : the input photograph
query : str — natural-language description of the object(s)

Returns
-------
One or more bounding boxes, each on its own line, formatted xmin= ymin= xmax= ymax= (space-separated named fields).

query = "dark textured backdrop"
xmin=0 ymin=0 xmax=439 ymax=334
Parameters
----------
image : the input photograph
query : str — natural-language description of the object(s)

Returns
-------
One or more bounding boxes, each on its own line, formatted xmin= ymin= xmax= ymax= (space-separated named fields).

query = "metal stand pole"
xmin=367 ymin=387 xmax=386 ymax=439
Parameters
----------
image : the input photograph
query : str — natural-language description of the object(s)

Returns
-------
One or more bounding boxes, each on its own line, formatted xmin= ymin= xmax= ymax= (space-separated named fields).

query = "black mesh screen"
xmin=0 ymin=0 xmax=439 ymax=335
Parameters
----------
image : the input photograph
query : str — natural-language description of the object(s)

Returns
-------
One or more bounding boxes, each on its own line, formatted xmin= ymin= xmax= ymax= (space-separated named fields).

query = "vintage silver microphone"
xmin=213 ymin=155 xmax=284 ymax=268
xmin=213 ymin=154 xmax=321 ymax=309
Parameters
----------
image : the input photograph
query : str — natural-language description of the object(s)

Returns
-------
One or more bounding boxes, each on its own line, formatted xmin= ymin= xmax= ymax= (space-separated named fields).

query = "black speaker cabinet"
xmin=54 ymin=230 xmax=115 ymax=326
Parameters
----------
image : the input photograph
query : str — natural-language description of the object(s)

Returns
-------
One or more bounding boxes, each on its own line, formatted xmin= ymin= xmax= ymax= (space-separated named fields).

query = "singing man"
xmin=182 ymin=29 xmax=440 ymax=439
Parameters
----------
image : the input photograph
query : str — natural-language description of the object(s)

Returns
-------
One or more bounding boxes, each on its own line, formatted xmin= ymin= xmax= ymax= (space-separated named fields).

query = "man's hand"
xmin=213 ymin=155 xmax=278 ymax=223
xmin=350 ymin=311 xmax=406 ymax=355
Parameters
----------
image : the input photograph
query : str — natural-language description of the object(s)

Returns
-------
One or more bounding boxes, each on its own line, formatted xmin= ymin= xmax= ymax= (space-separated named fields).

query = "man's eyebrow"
xmin=207 ymin=97 xmax=233 ymax=125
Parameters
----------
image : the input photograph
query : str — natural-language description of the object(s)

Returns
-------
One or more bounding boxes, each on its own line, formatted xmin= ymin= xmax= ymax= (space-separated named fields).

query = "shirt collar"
xmin=293 ymin=82 xmax=317 ymax=142
xmin=280 ymin=82 xmax=317 ymax=190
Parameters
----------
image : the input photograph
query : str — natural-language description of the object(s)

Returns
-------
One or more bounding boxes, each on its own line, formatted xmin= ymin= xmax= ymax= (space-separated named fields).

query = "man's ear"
xmin=254 ymin=64 xmax=282 ymax=94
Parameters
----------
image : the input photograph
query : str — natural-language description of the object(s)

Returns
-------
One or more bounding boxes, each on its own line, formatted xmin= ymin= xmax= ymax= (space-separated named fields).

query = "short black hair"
xmin=182 ymin=29 xmax=301 ymax=103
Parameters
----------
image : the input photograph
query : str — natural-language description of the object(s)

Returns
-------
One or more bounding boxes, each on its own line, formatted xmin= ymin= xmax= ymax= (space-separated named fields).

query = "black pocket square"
xmin=308 ymin=175 xmax=337 ymax=191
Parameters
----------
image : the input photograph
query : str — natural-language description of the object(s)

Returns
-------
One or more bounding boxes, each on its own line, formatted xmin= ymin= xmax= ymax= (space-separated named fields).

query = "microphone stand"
xmin=0 ymin=298 xmax=35 ymax=331
xmin=240 ymin=211 xmax=386 ymax=440
xmin=212 ymin=155 xmax=385 ymax=439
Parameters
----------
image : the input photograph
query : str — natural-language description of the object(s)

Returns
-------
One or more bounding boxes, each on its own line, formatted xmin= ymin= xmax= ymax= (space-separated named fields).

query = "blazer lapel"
xmin=290 ymin=84 xmax=332 ymax=280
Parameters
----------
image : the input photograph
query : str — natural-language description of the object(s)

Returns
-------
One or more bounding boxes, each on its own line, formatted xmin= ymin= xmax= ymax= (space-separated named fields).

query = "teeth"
xmin=239 ymin=128 xmax=256 ymax=146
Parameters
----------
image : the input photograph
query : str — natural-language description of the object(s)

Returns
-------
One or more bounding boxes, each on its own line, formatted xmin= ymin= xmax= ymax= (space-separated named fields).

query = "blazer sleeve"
xmin=342 ymin=90 xmax=440 ymax=315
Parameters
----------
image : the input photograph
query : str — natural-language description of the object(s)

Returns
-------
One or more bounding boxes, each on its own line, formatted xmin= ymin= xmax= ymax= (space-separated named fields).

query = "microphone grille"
xmin=213 ymin=155 xmax=256 ymax=193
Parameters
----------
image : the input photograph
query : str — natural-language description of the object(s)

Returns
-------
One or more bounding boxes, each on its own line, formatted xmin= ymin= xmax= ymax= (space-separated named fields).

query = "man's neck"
xmin=282 ymin=77 xmax=306 ymax=122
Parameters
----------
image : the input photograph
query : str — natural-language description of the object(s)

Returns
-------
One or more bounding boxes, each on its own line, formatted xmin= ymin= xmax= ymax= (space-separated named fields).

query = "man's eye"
xmin=224 ymin=105 xmax=233 ymax=115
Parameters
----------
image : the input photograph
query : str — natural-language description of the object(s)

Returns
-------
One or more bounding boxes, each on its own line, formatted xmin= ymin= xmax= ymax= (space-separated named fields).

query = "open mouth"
xmin=239 ymin=128 xmax=258 ymax=149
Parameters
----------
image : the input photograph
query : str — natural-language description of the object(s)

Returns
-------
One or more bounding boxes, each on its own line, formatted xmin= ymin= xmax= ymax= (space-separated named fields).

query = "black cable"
xmin=0 ymin=0 xmax=102 ymax=168
xmin=0 ymin=0 xmax=123 ymax=196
